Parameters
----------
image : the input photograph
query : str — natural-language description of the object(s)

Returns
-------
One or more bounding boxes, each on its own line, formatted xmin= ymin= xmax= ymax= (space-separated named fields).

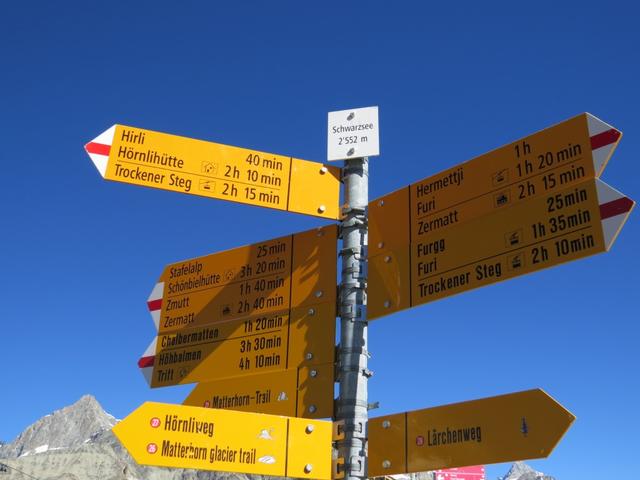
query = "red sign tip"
xmin=138 ymin=356 xmax=155 ymax=368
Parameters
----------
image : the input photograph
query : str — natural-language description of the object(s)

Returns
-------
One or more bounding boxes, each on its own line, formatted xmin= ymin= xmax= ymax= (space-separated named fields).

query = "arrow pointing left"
xmin=112 ymin=402 xmax=332 ymax=479
xmin=85 ymin=124 xmax=341 ymax=219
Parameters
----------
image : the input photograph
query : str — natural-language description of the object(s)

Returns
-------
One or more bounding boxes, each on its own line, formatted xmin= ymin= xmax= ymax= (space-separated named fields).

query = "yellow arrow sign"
xmin=370 ymin=113 xmax=622 ymax=255
xmin=85 ymin=125 xmax=341 ymax=219
xmin=139 ymin=225 xmax=337 ymax=387
xmin=144 ymin=303 xmax=336 ymax=387
xmin=184 ymin=364 xmax=335 ymax=419
xmin=148 ymin=225 xmax=337 ymax=333
xmin=368 ymin=389 xmax=575 ymax=476
xmin=369 ymin=179 xmax=634 ymax=319
xmin=112 ymin=402 xmax=332 ymax=479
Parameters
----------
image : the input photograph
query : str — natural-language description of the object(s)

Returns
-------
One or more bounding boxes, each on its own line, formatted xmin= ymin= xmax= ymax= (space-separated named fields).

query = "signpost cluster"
xmin=368 ymin=113 xmax=631 ymax=319
xmin=85 ymin=108 xmax=634 ymax=480
xmin=138 ymin=225 xmax=338 ymax=419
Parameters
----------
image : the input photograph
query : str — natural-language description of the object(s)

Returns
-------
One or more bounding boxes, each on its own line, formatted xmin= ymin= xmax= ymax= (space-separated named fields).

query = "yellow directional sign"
xmin=113 ymin=402 xmax=332 ymax=479
xmin=150 ymin=225 xmax=337 ymax=334
xmin=148 ymin=303 xmax=336 ymax=387
xmin=184 ymin=364 xmax=335 ymax=419
xmin=368 ymin=389 xmax=575 ymax=476
xmin=370 ymin=113 xmax=622 ymax=255
xmin=140 ymin=225 xmax=338 ymax=387
xmin=369 ymin=179 xmax=634 ymax=319
xmin=85 ymin=124 xmax=341 ymax=219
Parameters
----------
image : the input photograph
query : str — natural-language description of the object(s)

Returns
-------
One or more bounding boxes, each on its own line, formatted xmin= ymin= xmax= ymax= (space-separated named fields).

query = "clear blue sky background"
xmin=1 ymin=2 xmax=638 ymax=479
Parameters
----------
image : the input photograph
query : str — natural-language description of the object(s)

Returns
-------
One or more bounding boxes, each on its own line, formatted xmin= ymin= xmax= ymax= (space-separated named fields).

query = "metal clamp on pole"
xmin=332 ymin=456 xmax=365 ymax=478
xmin=333 ymin=420 xmax=346 ymax=441
xmin=335 ymin=399 xmax=370 ymax=412
xmin=333 ymin=457 xmax=346 ymax=479
xmin=340 ymin=282 xmax=367 ymax=295
xmin=338 ymin=346 xmax=369 ymax=356
xmin=368 ymin=401 xmax=380 ymax=411
xmin=339 ymin=215 xmax=367 ymax=230
xmin=342 ymin=265 xmax=364 ymax=277
xmin=339 ymin=302 xmax=366 ymax=323
xmin=339 ymin=245 xmax=367 ymax=256
xmin=348 ymin=456 xmax=365 ymax=476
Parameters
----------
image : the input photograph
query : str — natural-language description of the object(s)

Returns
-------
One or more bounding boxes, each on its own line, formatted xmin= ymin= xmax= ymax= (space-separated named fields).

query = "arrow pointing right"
xmin=368 ymin=389 xmax=576 ymax=476
xmin=369 ymin=112 xmax=623 ymax=259
xmin=368 ymin=178 xmax=634 ymax=320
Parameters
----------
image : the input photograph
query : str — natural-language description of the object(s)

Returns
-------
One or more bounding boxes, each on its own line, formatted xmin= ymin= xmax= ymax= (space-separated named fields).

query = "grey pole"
xmin=336 ymin=156 xmax=369 ymax=480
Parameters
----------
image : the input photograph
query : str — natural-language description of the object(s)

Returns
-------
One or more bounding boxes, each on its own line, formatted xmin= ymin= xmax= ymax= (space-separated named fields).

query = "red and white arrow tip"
xmin=586 ymin=113 xmax=622 ymax=176
xmin=147 ymin=282 xmax=164 ymax=330
xmin=84 ymin=126 xmax=116 ymax=177
xmin=138 ymin=337 xmax=156 ymax=386
xmin=597 ymin=179 xmax=635 ymax=250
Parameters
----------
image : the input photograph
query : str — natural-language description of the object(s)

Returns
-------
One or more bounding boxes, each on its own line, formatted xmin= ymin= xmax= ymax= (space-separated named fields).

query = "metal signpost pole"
xmin=337 ymin=156 xmax=369 ymax=480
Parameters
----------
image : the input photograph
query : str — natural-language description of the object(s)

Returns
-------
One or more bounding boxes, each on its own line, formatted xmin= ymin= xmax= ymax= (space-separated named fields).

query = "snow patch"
xmin=20 ymin=445 xmax=49 ymax=457
xmin=18 ymin=445 xmax=66 ymax=457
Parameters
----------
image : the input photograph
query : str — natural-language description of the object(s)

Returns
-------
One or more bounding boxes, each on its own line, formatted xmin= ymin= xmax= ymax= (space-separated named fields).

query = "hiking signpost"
xmin=87 ymin=110 xmax=634 ymax=479
xmin=137 ymin=225 xmax=337 ymax=391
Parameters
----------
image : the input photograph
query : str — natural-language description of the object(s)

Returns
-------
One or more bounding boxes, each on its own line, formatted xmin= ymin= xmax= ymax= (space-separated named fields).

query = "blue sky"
xmin=1 ymin=1 xmax=639 ymax=479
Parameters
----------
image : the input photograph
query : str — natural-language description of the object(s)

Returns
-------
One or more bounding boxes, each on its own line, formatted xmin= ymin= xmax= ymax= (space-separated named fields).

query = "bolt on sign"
xmin=368 ymin=178 xmax=634 ymax=318
xmin=183 ymin=363 xmax=335 ymax=419
xmin=367 ymin=389 xmax=575 ymax=477
xmin=112 ymin=402 xmax=332 ymax=479
xmin=138 ymin=225 xmax=338 ymax=388
xmin=368 ymin=113 xmax=632 ymax=320
xmin=85 ymin=125 xmax=341 ymax=219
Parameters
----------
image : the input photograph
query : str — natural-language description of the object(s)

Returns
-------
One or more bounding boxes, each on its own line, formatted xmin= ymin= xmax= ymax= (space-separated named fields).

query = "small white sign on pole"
xmin=327 ymin=106 xmax=379 ymax=161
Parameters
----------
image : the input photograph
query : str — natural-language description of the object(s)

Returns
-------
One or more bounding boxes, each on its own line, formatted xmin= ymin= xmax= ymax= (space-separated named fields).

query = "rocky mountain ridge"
xmin=0 ymin=396 xmax=247 ymax=480
xmin=0 ymin=395 xmax=117 ymax=459
xmin=498 ymin=462 xmax=555 ymax=480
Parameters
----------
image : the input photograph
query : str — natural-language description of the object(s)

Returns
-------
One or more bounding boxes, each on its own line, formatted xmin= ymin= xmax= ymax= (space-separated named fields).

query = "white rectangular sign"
xmin=327 ymin=106 xmax=379 ymax=161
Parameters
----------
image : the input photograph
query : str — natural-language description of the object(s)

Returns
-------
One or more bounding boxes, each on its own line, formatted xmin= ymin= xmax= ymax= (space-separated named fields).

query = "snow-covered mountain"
xmin=0 ymin=395 xmax=117 ymax=459
xmin=0 ymin=395 xmax=257 ymax=480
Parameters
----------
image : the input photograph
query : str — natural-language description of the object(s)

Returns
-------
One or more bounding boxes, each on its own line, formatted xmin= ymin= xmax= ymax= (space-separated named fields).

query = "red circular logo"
xmin=204 ymin=400 xmax=211 ymax=408
xmin=147 ymin=443 xmax=158 ymax=454
xmin=150 ymin=417 xmax=161 ymax=428
xmin=416 ymin=435 xmax=424 ymax=446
